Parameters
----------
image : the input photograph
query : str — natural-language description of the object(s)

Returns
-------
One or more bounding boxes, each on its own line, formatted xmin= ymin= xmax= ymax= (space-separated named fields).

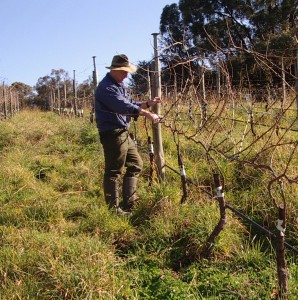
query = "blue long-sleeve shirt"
xmin=95 ymin=73 xmax=141 ymax=133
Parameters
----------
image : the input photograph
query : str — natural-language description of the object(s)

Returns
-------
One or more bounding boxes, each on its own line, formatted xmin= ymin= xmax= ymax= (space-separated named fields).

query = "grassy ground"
xmin=0 ymin=109 xmax=297 ymax=299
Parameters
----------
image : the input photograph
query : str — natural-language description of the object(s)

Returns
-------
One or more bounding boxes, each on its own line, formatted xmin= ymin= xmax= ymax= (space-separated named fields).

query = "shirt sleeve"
xmin=101 ymin=85 xmax=140 ymax=116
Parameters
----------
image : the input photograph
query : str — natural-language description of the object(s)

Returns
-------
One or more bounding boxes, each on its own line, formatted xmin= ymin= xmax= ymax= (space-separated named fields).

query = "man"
xmin=95 ymin=54 xmax=161 ymax=215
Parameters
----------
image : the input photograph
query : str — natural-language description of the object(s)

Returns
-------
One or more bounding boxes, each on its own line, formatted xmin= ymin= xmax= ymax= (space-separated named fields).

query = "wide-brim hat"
xmin=106 ymin=54 xmax=137 ymax=73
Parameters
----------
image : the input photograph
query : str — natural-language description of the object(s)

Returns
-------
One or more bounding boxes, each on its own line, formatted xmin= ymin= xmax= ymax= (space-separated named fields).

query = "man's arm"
xmin=139 ymin=97 xmax=161 ymax=110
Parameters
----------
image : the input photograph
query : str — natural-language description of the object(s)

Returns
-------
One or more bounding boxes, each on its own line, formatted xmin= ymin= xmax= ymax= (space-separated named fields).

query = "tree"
xmin=11 ymin=82 xmax=34 ymax=108
xmin=159 ymin=0 xmax=297 ymax=89
xmin=77 ymin=77 xmax=93 ymax=98
xmin=34 ymin=69 xmax=71 ymax=109
xmin=131 ymin=60 xmax=152 ymax=97
xmin=159 ymin=3 xmax=197 ymax=91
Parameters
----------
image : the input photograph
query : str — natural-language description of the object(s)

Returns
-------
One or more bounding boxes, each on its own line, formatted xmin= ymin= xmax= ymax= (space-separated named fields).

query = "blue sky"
xmin=1 ymin=0 xmax=177 ymax=87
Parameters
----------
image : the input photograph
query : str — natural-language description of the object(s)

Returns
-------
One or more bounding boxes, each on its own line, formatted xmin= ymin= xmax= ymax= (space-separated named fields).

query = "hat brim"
xmin=106 ymin=65 xmax=137 ymax=73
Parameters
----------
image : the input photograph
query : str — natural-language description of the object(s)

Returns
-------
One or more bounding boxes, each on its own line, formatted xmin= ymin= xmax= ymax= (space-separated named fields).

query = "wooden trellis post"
xmin=199 ymin=53 xmax=207 ymax=124
xmin=216 ymin=63 xmax=221 ymax=99
xmin=3 ymin=82 xmax=7 ymax=118
xmin=151 ymin=33 xmax=165 ymax=181
xmin=57 ymin=83 xmax=61 ymax=114
xmin=73 ymin=70 xmax=77 ymax=116
xmin=295 ymin=48 xmax=298 ymax=117
xmin=90 ymin=56 xmax=98 ymax=123
xmin=9 ymin=88 xmax=13 ymax=116
xmin=147 ymin=67 xmax=151 ymax=100
xmin=281 ymin=57 xmax=286 ymax=110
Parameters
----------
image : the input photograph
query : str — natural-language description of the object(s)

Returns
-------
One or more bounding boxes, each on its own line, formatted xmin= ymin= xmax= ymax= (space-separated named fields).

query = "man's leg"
xmin=100 ymin=130 xmax=129 ymax=210
xmin=103 ymin=176 xmax=119 ymax=209
xmin=122 ymin=176 xmax=138 ymax=210
xmin=122 ymin=134 xmax=143 ymax=210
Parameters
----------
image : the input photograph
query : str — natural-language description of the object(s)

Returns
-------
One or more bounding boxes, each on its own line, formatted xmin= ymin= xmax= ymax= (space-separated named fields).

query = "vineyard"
xmin=0 ymin=84 xmax=20 ymax=119
xmin=1 ymin=0 xmax=298 ymax=297
xmin=1 ymin=27 xmax=298 ymax=300
xmin=0 ymin=88 xmax=297 ymax=299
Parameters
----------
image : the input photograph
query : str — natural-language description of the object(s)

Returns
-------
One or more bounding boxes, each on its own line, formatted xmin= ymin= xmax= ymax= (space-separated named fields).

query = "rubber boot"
xmin=122 ymin=177 xmax=138 ymax=211
xmin=103 ymin=177 xmax=119 ymax=209
xmin=103 ymin=177 xmax=130 ymax=216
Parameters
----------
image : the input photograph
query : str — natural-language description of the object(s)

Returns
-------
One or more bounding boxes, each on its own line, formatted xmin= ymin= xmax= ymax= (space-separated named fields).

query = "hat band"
xmin=111 ymin=63 xmax=130 ymax=67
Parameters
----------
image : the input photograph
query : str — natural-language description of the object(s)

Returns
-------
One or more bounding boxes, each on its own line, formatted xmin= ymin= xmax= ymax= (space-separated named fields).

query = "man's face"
xmin=111 ymin=70 xmax=129 ymax=83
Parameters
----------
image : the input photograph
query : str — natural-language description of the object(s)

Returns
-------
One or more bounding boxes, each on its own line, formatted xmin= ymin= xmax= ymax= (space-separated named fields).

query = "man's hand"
xmin=142 ymin=97 xmax=162 ymax=110
xmin=150 ymin=97 xmax=161 ymax=106
xmin=139 ymin=108 xmax=161 ymax=123
xmin=150 ymin=113 xmax=161 ymax=124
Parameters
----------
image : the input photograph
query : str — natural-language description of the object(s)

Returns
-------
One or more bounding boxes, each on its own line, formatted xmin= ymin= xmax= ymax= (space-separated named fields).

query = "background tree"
xmin=249 ymin=0 xmax=297 ymax=87
xmin=159 ymin=3 xmax=196 ymax=92
xmin=34 ymin=70 xmax=96 ymax=112
xmin=77 ymin=77 xmax=93 ymax=98
xmin=130 ymin=60 xmax=152 ymax=97
xmin=11 ymin=82 xmax=34 ymax=108
xmin=34 ymin=69 xmax=71 ymax=110
xmin=159 ymin=0 xmax=297 ymax=90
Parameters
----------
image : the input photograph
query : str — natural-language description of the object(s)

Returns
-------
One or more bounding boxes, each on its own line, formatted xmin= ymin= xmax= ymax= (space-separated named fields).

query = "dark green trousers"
xmin=100 ymin=128 xmax=143 ymax=181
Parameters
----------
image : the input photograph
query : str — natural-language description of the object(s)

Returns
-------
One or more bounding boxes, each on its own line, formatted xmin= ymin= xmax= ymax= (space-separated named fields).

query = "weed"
xmin=0 ymin=110 xmax=297 ymax=299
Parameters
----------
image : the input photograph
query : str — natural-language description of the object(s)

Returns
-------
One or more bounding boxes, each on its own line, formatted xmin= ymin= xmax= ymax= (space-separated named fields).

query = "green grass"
xmin=0 ymin=109 xmax=297 ymax=299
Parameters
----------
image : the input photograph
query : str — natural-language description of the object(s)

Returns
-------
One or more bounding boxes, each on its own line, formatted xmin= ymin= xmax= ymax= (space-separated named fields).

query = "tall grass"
xmin=0 ymin=109 xmax=297 ymax=299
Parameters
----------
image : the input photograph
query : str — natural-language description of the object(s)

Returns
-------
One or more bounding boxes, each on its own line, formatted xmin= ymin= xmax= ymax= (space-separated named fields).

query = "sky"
xmin=1 ymin=0 xmax=177 ymax=87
